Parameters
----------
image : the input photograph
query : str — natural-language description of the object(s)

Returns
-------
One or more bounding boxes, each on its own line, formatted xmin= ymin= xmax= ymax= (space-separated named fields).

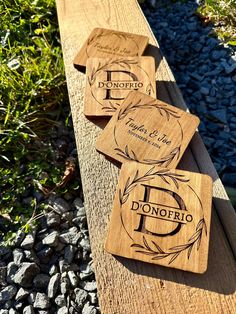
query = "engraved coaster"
xmin=73 ymin=28 xmax=149 ymax=68
xmin=96 ymin=91 xmax=200 ymax=168
xmin=84 ymin=57 xmax=156 ymax=117
xmin=105 ymin=161 xmax=212 ymax=273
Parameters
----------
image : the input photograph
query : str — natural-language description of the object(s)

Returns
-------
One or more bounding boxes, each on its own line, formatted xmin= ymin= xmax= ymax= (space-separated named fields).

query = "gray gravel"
xmin=142 ymin=0 xmax=236 ymax=188
xmin=0 ymin=194 xmax=99 ymax=313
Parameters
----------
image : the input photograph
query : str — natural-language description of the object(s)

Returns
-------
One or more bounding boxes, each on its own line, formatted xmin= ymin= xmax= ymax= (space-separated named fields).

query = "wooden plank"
xmin=56 ymin=1 xmax=236 ymax=313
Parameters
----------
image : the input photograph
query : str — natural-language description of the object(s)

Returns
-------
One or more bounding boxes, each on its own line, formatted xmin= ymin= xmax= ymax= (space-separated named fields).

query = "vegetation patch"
xmin=197 ymin=0 xmax=236 ymax=45
xmin=0 ymin=0 xmax=78 ymax=243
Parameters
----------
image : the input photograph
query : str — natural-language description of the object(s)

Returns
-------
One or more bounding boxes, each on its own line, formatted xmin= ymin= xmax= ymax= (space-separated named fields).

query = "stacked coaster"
xmin=84 ymin=57 xmax=156 ymax=116
xmin=74 ymin=28 xmax=149 ymax=68
xmin=74 ymin=28 xmax=212 ymax=273
xmin=96 ymin=91 xmax=199 ymax=167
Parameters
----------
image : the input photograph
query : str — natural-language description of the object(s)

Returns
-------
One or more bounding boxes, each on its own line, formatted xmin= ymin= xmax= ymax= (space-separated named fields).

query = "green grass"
xmin=0 ymin=0 xmax=74 ymax=243
xmin=198 ymin=0 xmax=236 ymax=45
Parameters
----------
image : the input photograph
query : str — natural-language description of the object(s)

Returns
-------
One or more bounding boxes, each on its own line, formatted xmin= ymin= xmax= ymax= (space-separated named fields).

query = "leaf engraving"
xmin=131 ymin=217 xmax=207 ymax=265
xmin=119 ymin=167 xmax=190 ymax=206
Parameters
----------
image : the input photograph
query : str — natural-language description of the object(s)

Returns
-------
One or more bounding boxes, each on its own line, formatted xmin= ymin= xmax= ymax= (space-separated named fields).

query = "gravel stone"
xmin=82 ymin=302 xmax=97 ymax=314
xmin=0 ymin=285 xmax=17 ymax=303
xmin=15 ymin=287 xmax=29 ymax=301
xmin=47 ymin=273 xmax=60 ymax=298
xmin=58 ymin=260 xmax=79 ymax=273
xmin=9 ymin=309 xmax=18 ymax=314
xmin=0 ymin=310 xmax=8 ymax=314
xmin=37 ymin=247 xmax=53 ymax=264
xmin=13 ymin=263 xmax=40 ymax=288
xmin=36 ymin=229 xmax=50 ymax=241
xmin=79 ymin=238 xmax=91 ymax=252
xmin=81 ymin=281 xmax=97 ymax=292
xmin=62 ymin=211 xmax=74 ymax=221
xmin=64 ymin=245 xmax=76 ymax=264
xmin=46 ymin=212 xmax=61 ymax=227
xmin=0 ymin=246 xmax=12 ymax=261
xmin=14 ymin=301 xmax=23 ymax=310
xmin=0 ymin=266 xmax=7 ymax=286
xmin=48 ymin=264 xmax=58 ymax=276
xmin=73 ymin=198 xmax=85 ymax=216
xmin=200 ymin=86 xmax=210 ymax=95
xmin=13 ymin=248 xmax=25 ymax=265
xmin=23 ymin=305 xmax=35 ymax=314
xmin=88 ymin=293 xmax=98 ymax=305
xmin=3 ymin=299 xmax=13 ymax=309
xmin=24 ymin=250 xmax=39 ymax=264
xmin=0 ymin=246 xmax=10 ymax=256
xmin=21 ymin=234 xmax=35 ymax=249
xmin=79 ymin=264 xmax=93 ymax=281
xmin=55 ymin=294 xmax=66 ymax=307
xmin=34 ymin=292 xmax=50 ymax=309
xmin=34 ymin=241 xmax=44 ymax=252
xmin=75 ymin=288 xmax=88 ymax=306
xmin=27 ymin=292 xmax=36 ymax=305
xmin=222 ymin=173 xmax=236 ymax=185
xmin=33 ymin=274 xmax=50 ymax=290
xmin=52 ymin=198 xmax=70 ymax=214
xmin=7 ymin=263 xmax=18 ymax=284
xmin=67 ymin=271 xmax=79 ymax=287
xmin=42 ymin=231 xmax=59 ymax=247
xmin=57 ymin=306 xmax=68 ymax=314
xmin=59 ymin=227 xmax=81 ymax=245
xmin=211 ymin=109 xmax=227 ymax=124
xmin=60 ymin=278 xmax=70 ymax=295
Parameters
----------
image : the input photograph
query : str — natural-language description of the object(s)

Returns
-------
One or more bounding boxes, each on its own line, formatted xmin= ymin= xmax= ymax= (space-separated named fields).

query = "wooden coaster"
xmin=96 ymin=91 xmax=200 ymax=168
xmin=73 ymin=28 xmax=149 ymax=68
xmin=84 ymin=57 xmax=156 ymax=116
xmin=105 ymin=161 xmax=212 ymax=273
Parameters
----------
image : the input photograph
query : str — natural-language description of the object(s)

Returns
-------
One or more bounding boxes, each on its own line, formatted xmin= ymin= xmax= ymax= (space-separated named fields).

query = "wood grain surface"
xmin=73 ymin=27 xmax=149 ymax=68
xmin=84 ymin=57 xmax=156 ymax=116
xmin=105 ymin=162 xmax=212 ymax=273
xmin=56 ymin=0 xmax=236 ymax=313
xmin=96 ymin=91 xmax=199 ymax=167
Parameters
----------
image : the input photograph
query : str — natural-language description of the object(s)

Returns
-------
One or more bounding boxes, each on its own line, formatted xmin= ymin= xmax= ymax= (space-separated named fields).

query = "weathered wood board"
xmin=84 ymin=57 xmax=156 ymax=116
xmin=105 ymin=161 xmax=212 ymax=273
xmin=96 ymin=91 xmax=199 ymax=167
xmin=56 ymin=0 xmax=236 ymax=313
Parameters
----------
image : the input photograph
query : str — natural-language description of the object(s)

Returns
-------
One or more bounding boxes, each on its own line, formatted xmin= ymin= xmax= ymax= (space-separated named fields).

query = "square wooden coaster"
xmin=84 ymin=57 xmax=156 ymax=116
xmin=96 ymin=91 xmax=200 ymax=168
xmin=73 ymin=28 xmax=149 ymax=68
xmin=105 ymin=161 xmax=212 ymax=273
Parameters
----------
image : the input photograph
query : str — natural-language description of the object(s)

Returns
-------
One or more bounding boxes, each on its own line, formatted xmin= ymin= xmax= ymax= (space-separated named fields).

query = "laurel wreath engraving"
xmin=87 ymin=31 xmax=135 ymax=47
xmin=114 ymin=98 xmax=182 ymax=165
xmin=118 ymin=166 xmax=207 ymax=264
xmin=119 ymin=166 xmax=190 ymax=206
xmin=145 ymin=83 xmax=154 ymax=96
xmin=131 ymin=218 xmax=207 ymax=265
xmin=115 ymin=145 xmax=181 ymax=167
xmin=117 ymin=98 xmax=180 ymax=121
xmin=102 ymin=101 xmax=120 ymax=113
